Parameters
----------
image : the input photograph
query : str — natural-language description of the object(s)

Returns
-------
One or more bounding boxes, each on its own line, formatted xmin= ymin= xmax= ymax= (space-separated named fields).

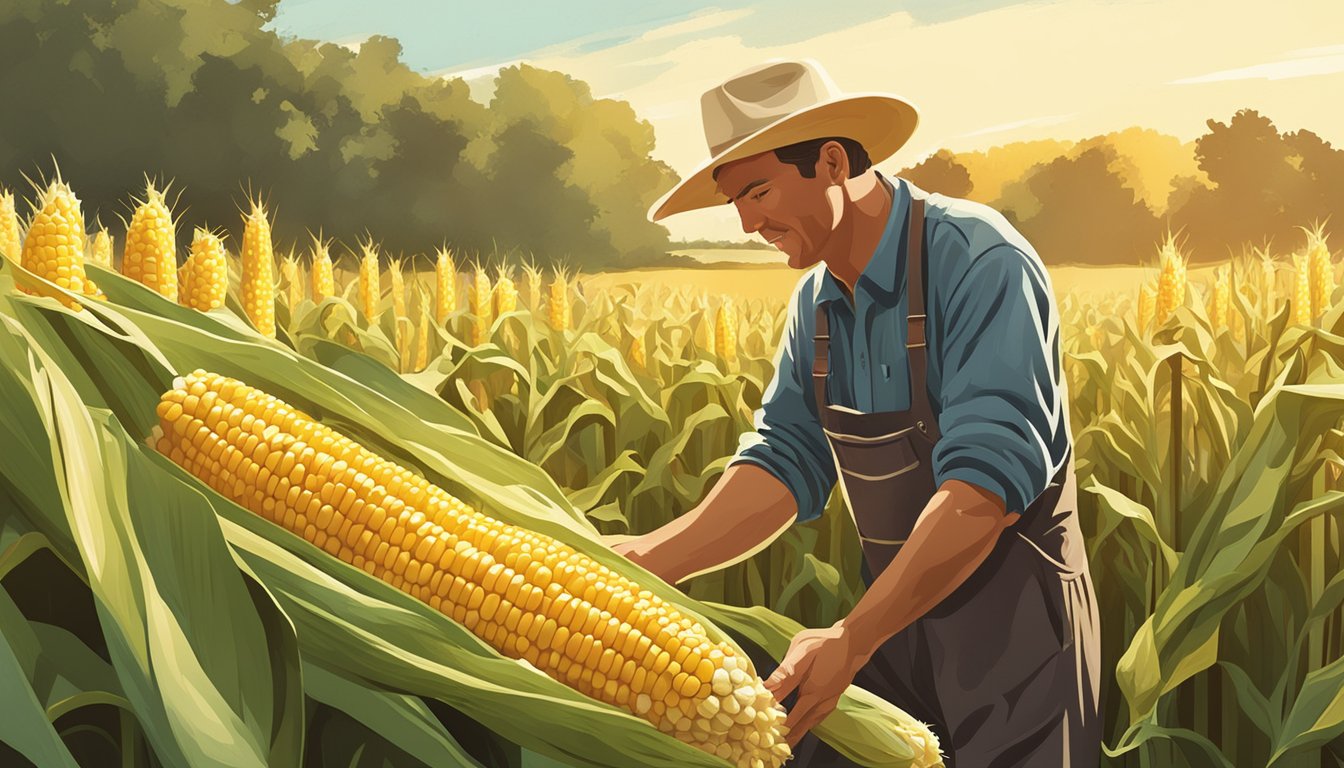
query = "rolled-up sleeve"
xmin=727 ymin=283 xmax=838 ymax=524
xmin=931 ymin=244 xmax=1069 ymax=515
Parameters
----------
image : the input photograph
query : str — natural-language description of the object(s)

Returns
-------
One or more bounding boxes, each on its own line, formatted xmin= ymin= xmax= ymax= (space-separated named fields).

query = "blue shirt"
xmin=727 ymin=171 xmax=1071 ymax=523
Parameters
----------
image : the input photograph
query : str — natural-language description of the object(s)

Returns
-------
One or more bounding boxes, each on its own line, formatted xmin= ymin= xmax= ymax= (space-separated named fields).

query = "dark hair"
xmin=712 ymin=136 xmax=871 ymax=182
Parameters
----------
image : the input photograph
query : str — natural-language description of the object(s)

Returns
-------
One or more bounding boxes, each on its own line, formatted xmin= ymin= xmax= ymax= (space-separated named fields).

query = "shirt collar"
xmin=816 ymin=170 xmax=909 ymax=307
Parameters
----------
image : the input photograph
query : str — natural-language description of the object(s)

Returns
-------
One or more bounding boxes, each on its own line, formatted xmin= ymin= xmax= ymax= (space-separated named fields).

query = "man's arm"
xmin=842 ymin=478 xmax=1016 ymax=654
xmin=612 ymin=275 xmax=837 ymax=583
xmin=764 ymin=477 xmax=1018 ymax=744
xmin=615 ymin=463 xmax=798 ymax=584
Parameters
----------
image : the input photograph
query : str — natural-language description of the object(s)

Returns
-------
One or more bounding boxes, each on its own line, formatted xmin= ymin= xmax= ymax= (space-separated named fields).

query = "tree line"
xmin=899 ymin=110 xmax=1344 ymax=265
xmin=0 ymin=0 xmax=678 ymax=269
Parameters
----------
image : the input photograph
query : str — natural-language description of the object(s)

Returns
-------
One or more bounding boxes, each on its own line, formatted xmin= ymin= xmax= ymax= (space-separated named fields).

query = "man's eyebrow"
xmin=725 ymin=179 xmax=769 ymax=204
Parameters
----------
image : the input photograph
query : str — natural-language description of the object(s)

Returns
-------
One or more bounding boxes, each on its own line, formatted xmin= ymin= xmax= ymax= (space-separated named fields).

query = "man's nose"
xmin=737 ymin=205 xmax=765 ymax=236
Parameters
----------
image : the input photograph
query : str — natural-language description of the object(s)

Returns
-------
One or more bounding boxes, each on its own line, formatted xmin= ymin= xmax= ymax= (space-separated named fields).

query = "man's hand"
xmin=600 ymin=532 xmax=656 ymax=574
xmin=599 ymin=533 xmax=641 ymax=554
xmin=762 ymin=622 xmax=871 ymax=747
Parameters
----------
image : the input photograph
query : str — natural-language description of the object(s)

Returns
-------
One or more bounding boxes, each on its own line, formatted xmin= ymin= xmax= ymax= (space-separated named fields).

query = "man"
xmin=611 ymin=59 xmax=1102 ymax=766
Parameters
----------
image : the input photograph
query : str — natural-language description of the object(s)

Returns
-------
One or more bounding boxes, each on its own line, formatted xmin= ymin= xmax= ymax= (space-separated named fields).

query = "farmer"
xmin=611 ymin=59 xmax=1102 ymax=766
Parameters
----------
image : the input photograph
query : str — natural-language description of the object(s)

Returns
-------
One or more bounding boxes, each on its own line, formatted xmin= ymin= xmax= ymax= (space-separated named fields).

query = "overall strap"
xmin=812 ymin=303 xmax=831 ymax=413
xmin=906 ymin=192 xmax=939 ymax=439
xmin=907 ymin=196 xmax=927 ymax=348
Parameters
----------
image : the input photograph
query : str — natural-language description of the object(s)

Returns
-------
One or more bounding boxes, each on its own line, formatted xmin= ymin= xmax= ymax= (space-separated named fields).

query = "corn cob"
xmin=1136 ymin=280 xmax=1156 ymax=338
xmin=494 ymin=265 xmax=518 ymax=317
xmin=1211 ymin=267 xmax=1230 ymax=332
xmin=521 ymin=257 xmax=544 ymax=311
xmin=180 ymin=228 xmax=229 ymax=311
xmin=435 ymin=247 xmax=455 ymax=325
xmin=89 ymin=227 xmax=113 ymax=268
xmin=359 ymin=241 xmax=381 ymax=322
xmin=18 ymin=177 xmax=104 ymax=308
xmin=1305 ymin=223 xmax=1334 ymax=319
xmin=0 ymin=188 xmax=21 ymax=263
xmin=1155 ymin=236 xmax=1186 ymax=326
xmin=121 ymin=181 xmax=179 ymax=302
xmin=548 ymin=266 xmax=570 ymax=332
xmin=470 ymin=261 xmax=492 ymax=346
xmin=1293 ymin=252 xmax=1313 ymax=326
xmin=240 ymin=200 xmax=276 ymax=338
xmin=397 ymin=315 xmax=414 ymax=373
xmin=715 ymin=299 xmax=738 ymax=367
xmin=415 ymin=301 xmax=430 ymax=372
xmin=282 ymin=250 xmax=304 ymax=311
xmin=390 ymin=256 xmax=407 ymax=322
xmin=149 ymin=370 xmax=793 ymax=768
xmin=629 ymin=334 xmax=646 ymax=371
xmin=310 ymin=236 xmax=335 ymax=303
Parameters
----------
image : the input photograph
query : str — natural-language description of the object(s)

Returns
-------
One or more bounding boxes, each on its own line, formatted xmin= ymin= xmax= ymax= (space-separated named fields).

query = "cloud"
xmin=640 ymin=8 xmax=755 ymax=43
xmin=1169 ymin=45 xmax=1344 ymax=84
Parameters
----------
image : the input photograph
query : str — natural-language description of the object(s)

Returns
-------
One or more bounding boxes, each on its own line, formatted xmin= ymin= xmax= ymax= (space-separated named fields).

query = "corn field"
xmin=0 ymin=172 xmax=1342 ymax=767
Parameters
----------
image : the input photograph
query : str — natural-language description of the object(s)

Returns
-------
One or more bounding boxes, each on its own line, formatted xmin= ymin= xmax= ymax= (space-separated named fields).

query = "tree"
xmin=1003 ymin=145 xmax=1160 ymax=266
xmin=1169 ymin=109 xmax=1344 ymax=260
xmin=897 ymin=149 xmax=973 ymax=197
xmin=0 ymin=0 xmax=674 ymax=266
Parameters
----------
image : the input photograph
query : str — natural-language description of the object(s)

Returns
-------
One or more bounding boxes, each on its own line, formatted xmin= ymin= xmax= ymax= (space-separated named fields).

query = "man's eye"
xmin=752 ymin=190 xmax=768 ymax=201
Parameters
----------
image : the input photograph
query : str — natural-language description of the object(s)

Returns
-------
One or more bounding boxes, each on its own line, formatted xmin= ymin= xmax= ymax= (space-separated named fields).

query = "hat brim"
xmin=646 ymin=93 xmax=919 ymax=223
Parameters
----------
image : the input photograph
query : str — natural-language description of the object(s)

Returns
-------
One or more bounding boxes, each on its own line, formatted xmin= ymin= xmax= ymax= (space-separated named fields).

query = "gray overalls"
xmin=777 ymin=186 xmax=1102 ymax=767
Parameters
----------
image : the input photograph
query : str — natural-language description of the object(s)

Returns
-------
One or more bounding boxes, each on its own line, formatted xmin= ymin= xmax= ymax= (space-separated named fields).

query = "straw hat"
xmin=646 ymin=59 xmax=919 ymax=223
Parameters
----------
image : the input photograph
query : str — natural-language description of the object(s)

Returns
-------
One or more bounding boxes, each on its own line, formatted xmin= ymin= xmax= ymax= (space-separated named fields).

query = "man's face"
xmin=713 ymin=149 xmax=838 ymax=270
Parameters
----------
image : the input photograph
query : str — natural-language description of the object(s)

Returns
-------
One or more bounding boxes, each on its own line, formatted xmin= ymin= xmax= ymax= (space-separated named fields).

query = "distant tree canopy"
xmin=900 ymin=149 xmax=973 ymax=198
xmin=0 ymin=0 xmax=680 ymax=268
xmin=900 ymin=111 xmax=1344 ymax=265
xmin=1172 ymin=109 xmax=1344 ymax=260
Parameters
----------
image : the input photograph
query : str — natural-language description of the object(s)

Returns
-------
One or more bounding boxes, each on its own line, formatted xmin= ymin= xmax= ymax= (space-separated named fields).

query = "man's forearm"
xmin=630 ymin=463 xmax=798 ymax=584
xmin=841 ymin=479 xmax=1020 ymax=658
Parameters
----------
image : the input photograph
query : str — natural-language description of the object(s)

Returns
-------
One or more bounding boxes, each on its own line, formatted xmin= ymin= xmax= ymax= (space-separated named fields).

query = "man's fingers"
xmin=783 ymin=690 xmax=823 ymax=736
xmin=785 ymin=694 xmax=841 ymax=747
xmin=762 ymin=660 xmax=800 ymax=700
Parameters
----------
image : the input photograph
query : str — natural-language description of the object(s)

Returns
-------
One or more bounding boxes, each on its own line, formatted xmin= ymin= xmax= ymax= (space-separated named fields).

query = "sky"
xmin=268 ymin=0 xmax=1344 ymax=243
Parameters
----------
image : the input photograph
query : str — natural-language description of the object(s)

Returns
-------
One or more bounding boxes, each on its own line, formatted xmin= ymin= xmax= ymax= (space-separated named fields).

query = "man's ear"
xmin=819 ymin=140 xmax=849 ymax=183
